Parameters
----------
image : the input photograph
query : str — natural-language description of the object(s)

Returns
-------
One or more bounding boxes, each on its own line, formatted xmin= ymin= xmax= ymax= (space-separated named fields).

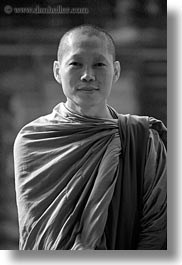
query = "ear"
xmin=53 ymin=61 xmax=62 ymax=84
xmin=113 ymin=61 xmax=121 ymax=83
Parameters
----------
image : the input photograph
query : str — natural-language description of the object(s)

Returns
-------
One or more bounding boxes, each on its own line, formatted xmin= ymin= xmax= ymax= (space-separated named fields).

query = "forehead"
xmin=69 ymin=30 xmax=107 ymax=47
xmin=61 ymin=30 xmax=112 ymax=61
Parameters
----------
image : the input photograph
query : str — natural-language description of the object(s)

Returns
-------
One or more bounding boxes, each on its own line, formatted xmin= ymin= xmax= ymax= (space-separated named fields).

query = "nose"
xmin=80 ymin=67 xmax=95 ymax=82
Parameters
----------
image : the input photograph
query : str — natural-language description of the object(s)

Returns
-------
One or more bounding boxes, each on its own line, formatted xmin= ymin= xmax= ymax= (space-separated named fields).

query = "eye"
xmin=69 ymin=62 xmax=82 ymax=67
xmin=94 ymin=62 xmax=106 ymax=67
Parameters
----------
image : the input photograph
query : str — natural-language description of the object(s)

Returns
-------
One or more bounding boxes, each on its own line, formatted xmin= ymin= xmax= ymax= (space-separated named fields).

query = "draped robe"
xmin=14 ymin=103 xmax=167 ymax=250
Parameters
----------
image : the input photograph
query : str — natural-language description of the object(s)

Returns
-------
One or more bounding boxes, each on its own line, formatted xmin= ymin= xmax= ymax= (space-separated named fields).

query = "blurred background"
xmin=0 ymin=0 xmax=166 ymax=249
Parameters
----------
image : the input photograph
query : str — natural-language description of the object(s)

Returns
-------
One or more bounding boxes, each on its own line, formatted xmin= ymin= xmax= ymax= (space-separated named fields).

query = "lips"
xmin=77 ymin=86 xmax=99 ymax=91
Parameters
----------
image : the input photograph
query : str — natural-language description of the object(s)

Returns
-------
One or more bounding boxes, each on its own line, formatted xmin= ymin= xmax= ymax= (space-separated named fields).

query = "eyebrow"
xmin=67 ymin=53 xmax=109 ymax=62
xmin=68 ymin=54 xmax=82 ymax=60
xmin=93 ymin=55 xmax=108 ymax=61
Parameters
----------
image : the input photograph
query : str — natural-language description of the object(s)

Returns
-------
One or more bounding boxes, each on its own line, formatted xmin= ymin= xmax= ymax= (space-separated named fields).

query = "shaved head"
xmin=57 ymin=24 xmax=116 ymax=62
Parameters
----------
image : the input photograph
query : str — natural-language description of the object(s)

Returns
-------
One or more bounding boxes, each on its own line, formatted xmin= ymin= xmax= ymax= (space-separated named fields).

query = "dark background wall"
xmin=0 ymin=0 xmax=166 ymax=249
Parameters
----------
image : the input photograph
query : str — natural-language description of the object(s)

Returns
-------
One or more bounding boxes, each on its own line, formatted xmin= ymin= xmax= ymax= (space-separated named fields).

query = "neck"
xmin=65 ymin=100 xmax=112 ymax=119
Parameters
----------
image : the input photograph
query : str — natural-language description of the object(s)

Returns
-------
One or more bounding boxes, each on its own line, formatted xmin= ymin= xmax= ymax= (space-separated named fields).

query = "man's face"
xmin=54 ymin=31 xmax=120 ymax=109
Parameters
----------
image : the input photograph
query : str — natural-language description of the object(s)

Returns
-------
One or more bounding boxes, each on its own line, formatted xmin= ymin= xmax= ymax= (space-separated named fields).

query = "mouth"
xmin=77 ymin=86 xmax=99 ymax=91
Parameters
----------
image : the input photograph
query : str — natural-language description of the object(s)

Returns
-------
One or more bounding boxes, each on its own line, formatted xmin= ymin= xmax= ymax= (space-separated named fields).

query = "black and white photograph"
xmin=0 ymin=0 xmax=177 ymax=263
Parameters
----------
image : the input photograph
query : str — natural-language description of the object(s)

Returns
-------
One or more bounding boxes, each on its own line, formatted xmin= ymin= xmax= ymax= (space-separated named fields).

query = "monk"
xmin=14 ymin=25 xmax=167 ymax=250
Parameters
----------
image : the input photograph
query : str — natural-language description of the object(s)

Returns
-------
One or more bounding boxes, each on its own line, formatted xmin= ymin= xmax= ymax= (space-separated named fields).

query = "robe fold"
xmin=14 ymin=103 xmax=167 ymax=250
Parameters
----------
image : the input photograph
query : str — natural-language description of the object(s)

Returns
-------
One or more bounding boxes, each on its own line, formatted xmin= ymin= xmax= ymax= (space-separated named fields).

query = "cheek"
xmin=62 ymin=71 xmax=80 ymax=87
xmin=99 ymin=66 xmax=113 ymax=78
xmin=60 ymin=72 xmax=73 ymax=88
xmin=99 ymin=70 xmax=113 ymax=85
